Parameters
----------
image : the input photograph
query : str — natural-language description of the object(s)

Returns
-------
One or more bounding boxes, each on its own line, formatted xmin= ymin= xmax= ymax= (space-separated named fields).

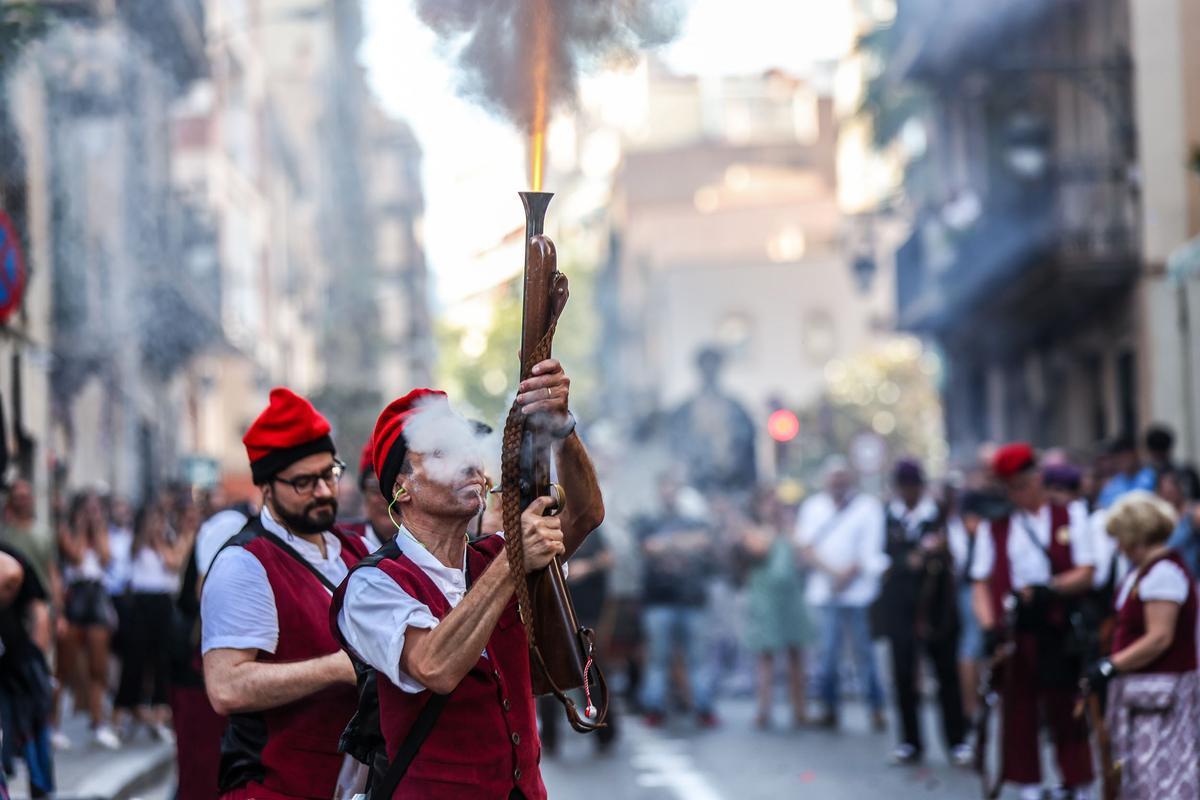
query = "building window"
xmin=1117 ymin=350 xmax=1137 ymax=437
xmin=1083 ymin=353 xmax=1105 ymax=442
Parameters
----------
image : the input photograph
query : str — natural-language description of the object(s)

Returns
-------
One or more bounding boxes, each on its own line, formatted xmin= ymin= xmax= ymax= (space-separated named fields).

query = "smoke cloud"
xmin=401 ymin=394 xmax=501 ymax=488
xmin=414 ymin=0 xmax=686 ymax=131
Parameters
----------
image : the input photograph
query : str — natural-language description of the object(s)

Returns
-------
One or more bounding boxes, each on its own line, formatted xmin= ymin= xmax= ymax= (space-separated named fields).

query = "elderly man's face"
xmin=398 ymin=450 xmax=487 ymax=521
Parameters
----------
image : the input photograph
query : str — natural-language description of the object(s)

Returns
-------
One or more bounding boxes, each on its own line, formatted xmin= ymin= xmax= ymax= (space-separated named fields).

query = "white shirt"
xmin=64 ymin=547 xmax=105 ymax=585
xmin=338 ymin=528 xmax=489 ymax=694
xmin=362 ymin=523 xmax=384 ymax=553
xmin=129 ymin=546 xmax=181 ymax=594
xmin=1116 ymin=558 xmax=1191 ymax=609
xmin=969 ymin=504 xmax=1095 ymax=589
xmin=103 ymin=527 xmax=133 ymax=593
xmin=201 ymin=506 xmax=348 ymax=655
xmin=195 ymin=509 xmax=250 ymax=578
xmin=887 ymin=497 xmax=940 ymax=540
xmin=1089 ymin=508 xmax=1130 ymax=590
xmin=794 ymin=492 xmax=888 ymax=607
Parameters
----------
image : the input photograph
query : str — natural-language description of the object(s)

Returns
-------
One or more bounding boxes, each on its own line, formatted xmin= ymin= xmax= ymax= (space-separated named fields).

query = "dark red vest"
xmin=218 ymin=523 xmax=367 ymax=800
xmin=987 ymin=504 xmax=1073 ymax=623
xmin=335 ymin=519 xmax=369 ymax=540
xmin=1111 ymin=552 xmax=1198 ymax=674
xmin=332 ymin=534 xmax=546 ymax=800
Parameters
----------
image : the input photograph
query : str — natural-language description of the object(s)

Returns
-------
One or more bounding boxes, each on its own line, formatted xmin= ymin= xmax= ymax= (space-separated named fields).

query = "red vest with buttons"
xmin=986 ymin=504 xmax=1074 ymax=624
xmin=334 ymin=534 xmax=545 ymax=800
xmin=218 ymin=521 xmax=368 ymax=800
xmin=1111 ymin=551 xmax=1198 ymax=674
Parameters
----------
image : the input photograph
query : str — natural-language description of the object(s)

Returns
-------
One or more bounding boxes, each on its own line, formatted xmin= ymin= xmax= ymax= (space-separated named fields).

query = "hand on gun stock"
xmin=516 ymin=358 xmax=571 ymax=428
xmin=521 ymin=495 xmax=565 ymax=572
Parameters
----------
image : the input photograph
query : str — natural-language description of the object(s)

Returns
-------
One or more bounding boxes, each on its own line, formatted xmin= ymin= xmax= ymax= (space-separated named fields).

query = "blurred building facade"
xmin=9 ymin=0 xmax=212 ymax=507
xmin=879 ymin=0 xmax=1143 ymax=461
xmin=603 ymin=65 xmax=896 ymax=467
xmin=2 ymin=0 xmax=431 ymax=504
xmin=170 ymin=0 xmax=433 ymax=494
xmin=1130 ymin=0 xmax=1200 ymax=462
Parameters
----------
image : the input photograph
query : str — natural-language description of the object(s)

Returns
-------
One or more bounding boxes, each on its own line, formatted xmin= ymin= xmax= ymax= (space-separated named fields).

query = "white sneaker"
xmin=1072 ymin=788 xmax=1095 ymax=800
xmin=1018 ymin=786 xmax=1044 ymax=800
xmin=951 ymin=742 xmax=975 ymax=767
xmin=152 ymin=722 xmax=175 ymax=745
xmin=49 ymin=729 xmax=72 ymax=751
xmin=93 ymin=724 xmax=121 ymax=750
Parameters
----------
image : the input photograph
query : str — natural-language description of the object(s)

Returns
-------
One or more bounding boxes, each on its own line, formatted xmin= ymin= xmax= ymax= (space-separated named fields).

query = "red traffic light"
xmin=768 ymin=409 xmax=800 ymax=442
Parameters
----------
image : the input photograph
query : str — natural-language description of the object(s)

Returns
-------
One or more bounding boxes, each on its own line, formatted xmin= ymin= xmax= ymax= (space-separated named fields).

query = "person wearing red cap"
xmin=969 ymin=443 xmax=1096 ymax=800
xmin=200 ymin=388 xmax=369 ymax=800
xmin=336 ymin=444 xmax=387 ymax=552
xmin=332 ymin=359 xmax=604 ymax=799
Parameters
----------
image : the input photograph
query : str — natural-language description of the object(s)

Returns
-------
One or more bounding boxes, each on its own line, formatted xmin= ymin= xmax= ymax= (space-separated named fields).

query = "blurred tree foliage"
xmin=435 ymin=251 xmax=601 ymax=427
xmin=785 ymin=337 xmax=945 ymax=488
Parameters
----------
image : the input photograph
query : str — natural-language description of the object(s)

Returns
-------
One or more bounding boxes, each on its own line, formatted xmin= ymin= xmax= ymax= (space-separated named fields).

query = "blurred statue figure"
xmin=668 ymin=347 xmax=757 ymax=495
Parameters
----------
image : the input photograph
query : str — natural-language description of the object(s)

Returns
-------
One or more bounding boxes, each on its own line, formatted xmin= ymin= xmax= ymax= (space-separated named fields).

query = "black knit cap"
xmin=250 ymin=435 xmax=336 ymax=485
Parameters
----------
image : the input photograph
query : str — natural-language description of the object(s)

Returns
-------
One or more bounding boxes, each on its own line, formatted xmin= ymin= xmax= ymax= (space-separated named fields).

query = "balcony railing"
xmin=897 ymin=171 xmax=1139 ymax=332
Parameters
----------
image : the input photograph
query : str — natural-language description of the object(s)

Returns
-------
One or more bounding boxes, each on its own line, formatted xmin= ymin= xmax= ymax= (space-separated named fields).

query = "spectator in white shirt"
xmin=113 ymin=503 xmax=193 ymax=742
xmin=796 ymin=457 xmax=888 ymax=731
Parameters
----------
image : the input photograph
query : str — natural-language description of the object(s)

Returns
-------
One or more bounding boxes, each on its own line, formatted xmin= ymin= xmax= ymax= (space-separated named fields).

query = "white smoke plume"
xmin=399 ymin=394 xmax=502 ymax=489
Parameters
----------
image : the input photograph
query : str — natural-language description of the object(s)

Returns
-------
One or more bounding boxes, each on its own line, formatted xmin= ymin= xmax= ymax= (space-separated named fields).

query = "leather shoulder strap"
xmin=370 ymin=692 xmax=449 ymax=800
xmin=233 ymin=516 xmax=342 ymax=594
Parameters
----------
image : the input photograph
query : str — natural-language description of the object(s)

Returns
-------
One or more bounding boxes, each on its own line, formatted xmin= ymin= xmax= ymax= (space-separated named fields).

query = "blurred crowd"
xmin=0 ymin=419 xmax=1197 ymax=798
xmin=0 ymin=480 xmax=247 ymax=798
xmin=569 ymin=420 xmax=1200 ymax=794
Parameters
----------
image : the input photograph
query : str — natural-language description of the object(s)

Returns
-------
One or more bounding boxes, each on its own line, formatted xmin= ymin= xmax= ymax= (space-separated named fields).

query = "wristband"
xmin=549 ymin=412 xmax=576 ymax=440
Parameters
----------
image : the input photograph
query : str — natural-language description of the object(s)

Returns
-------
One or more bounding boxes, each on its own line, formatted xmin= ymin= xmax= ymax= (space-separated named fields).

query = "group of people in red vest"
xmin=971 ymin=442 xmax=1198 ymax=800
xmin=194 ymin=357 xmax=604 ymax=800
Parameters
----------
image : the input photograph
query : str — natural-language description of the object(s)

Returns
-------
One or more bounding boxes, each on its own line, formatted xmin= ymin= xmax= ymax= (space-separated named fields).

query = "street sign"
xmin=0 ymin=211 xmax=27 ymax=324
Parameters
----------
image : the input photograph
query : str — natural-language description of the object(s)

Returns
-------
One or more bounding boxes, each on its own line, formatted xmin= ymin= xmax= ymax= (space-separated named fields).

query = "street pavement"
xmin=7 ymin=713 xmax=172 ymax=800
xmin=542 ymin=697 xmax=982 ymax=800
xmin=63 ymin=696 xmax=1057 ymax=800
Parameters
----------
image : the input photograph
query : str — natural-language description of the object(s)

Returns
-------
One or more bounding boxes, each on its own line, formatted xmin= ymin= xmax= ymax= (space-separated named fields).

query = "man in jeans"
xmin=796 ymin=457 xmax=888 ymax=731
xmin=635 ymin=475 xmax=718 ymax=727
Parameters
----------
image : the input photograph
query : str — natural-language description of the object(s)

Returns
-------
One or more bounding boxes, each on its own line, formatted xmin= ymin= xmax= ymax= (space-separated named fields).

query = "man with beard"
xmin=201 ymin=388 xmax=368 ymax=800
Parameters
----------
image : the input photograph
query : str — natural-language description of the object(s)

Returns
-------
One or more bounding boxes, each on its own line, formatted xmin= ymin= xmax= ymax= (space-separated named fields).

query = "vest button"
xmin=502 ymin=698 xmax=511 ymax=711
xmin=513 ymin=767 xmax=522 ymax=780
xmin=511 ymin=732 xmax=521 ymax=745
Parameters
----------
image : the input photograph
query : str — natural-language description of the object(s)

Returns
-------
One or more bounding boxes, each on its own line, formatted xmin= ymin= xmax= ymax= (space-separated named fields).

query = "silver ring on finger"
xmin=546 ymin=387 xmax=553 ymax=399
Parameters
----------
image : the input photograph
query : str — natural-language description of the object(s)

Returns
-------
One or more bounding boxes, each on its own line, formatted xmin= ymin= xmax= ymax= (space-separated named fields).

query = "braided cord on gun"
xmin=500 ymin=313 xmax=561 ymax=645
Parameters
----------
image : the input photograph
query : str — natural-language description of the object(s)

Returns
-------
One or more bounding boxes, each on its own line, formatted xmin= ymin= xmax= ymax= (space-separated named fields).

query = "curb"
xmin=71 ymin=743 xmax=174 ymax=800
xmin=113 ymin=747 xmax=174 ymax=800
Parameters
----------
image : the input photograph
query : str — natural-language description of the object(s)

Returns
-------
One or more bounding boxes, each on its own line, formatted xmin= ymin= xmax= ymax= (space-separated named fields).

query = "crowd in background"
xmin=0 ymin=481 xmax=236 ymax=798
xmin=0 ymin=420 xmax=1198 ymax=796
xmin=581 ymin=420 xmax=1200 ymax=779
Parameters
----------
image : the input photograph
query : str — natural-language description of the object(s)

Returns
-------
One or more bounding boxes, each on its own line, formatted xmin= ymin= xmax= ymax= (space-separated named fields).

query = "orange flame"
xmin=529 ymin=0 xmax=551 ymax=191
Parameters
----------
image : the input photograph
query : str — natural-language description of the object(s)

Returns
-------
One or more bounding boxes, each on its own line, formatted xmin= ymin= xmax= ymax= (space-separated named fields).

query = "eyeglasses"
xmin=272 ymin=459 xmax=346 ymax=495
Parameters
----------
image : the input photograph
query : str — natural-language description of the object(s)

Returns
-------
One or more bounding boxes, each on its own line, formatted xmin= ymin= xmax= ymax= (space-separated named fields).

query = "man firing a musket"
xmin=333 ymin=359 xmax=604 ymax=799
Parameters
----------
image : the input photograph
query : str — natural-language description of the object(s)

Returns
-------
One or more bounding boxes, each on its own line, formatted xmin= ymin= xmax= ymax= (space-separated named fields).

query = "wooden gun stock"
xmin=499 ymin=192 xmax=608 ymax=734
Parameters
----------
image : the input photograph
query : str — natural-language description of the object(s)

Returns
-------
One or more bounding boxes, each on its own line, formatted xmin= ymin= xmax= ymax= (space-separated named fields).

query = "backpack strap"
xmin=370 ymin=693 xmax=449 ymax=800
